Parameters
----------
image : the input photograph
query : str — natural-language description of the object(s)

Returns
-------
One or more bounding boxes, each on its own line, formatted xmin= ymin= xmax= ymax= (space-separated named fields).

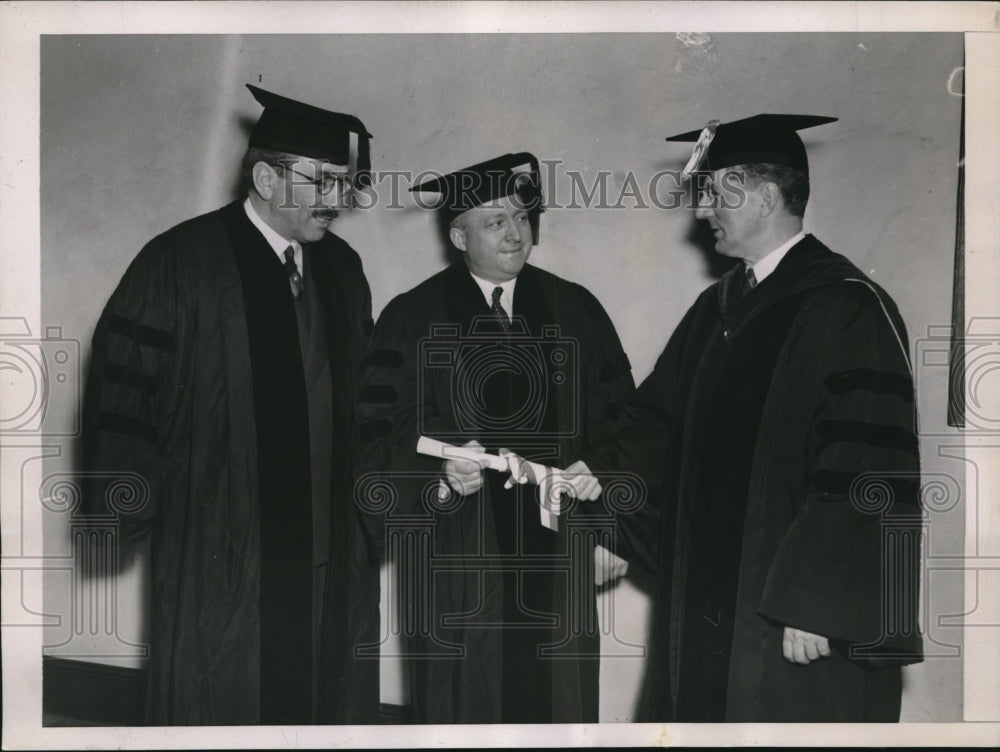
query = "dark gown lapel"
xmin=221 ymin=201 xmax=313 ymax=724
xmin=442 ymin=262 xmax=495 ymax=330
xmin=304 ymin=240 xmax=354 ymax=576
xmin=511 ymin=264 xmax=556 ymax=333
xmin=307 ymin=243 xmax=351 ymax=421
xmin=718 ymin=235 xmax=859 ymax=336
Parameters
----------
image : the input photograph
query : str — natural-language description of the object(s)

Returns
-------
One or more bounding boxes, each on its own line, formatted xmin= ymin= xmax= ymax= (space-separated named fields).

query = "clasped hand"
xmin=782 ymin=627 xmax=831 ymax=665
xmin=439 ymin=440 xmax=489 ymax=497
xmin=440 ymin=442 xmax=603 ymax=502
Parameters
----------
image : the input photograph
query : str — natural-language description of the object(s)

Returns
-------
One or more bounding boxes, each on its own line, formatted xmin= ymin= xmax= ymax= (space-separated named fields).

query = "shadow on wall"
xmin=226 ymin=115 xmax=257 ymax=200
xmin=433 ymin=209 xmax=465 ymax=269
xmin=687 ymin=215 xmax=738 ymax=280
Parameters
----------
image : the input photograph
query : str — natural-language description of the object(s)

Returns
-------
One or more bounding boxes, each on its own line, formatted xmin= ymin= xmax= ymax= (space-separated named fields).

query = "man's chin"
xmin=713 ymin=241 xmax=736 ymax=257
xmin=296 ymin=229 xmax=324 ymax=244
xmin=501 ymin=249 xmax=529 ymax=267
xmin=502 ymin=259 xmax=528 ymax=277
xmin=305 ymin=217 xmax=336 ymax=239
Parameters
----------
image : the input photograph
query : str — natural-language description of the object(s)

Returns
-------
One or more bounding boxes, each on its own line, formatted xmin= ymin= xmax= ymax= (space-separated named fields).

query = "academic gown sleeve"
xmin=81 ymin=237 xmax=181 ymax=532
xmin=575 ymin=287 xmax=635 ymax=448
xmin=580 ymin=296 xmax=703 ymax=578
xmin=758 ymin=281 xmax=923 ymax=665
xmin=568 ymin=286 xmax=640 ymax=550
xmin=354 ymin=292 xmax=447 ymax=552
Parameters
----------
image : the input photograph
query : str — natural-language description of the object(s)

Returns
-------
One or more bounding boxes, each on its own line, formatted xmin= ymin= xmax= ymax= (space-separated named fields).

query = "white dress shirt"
xmin=244 ymin=197 xmax=302 ymax=277
xmin=469 ymin=272 xmax=517 ymax=321
xmin=746 ymin=231 xmax=805 ymax=284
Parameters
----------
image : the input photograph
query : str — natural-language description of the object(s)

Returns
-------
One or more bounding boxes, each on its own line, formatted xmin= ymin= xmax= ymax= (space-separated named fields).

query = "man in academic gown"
xmin=355 ymin=153 xmax=635 ymax=723
xmin=571 ymin=115 xmax=924 ymax=722
xmin=80 ymin=85 xmax=380 ymax=725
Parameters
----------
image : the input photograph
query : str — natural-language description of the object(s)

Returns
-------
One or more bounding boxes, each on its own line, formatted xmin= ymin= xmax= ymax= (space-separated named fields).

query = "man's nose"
xmin=694 ymin=193 xmax=714 ymax=220
xmin=505 ymin=219 xmax=524 ymax=243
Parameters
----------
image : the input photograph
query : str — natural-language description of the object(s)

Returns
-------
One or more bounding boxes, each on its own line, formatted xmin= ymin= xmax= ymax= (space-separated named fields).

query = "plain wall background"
xmin=39 ymin=32 xmax=965 ymax=721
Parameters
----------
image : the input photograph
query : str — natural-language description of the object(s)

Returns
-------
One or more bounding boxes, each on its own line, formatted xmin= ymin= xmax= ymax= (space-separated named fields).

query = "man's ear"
xmin=758 ymin=181 xmax=781 ymax=218
xmin=449 ymin=226 xmax=467 ymax=252
xmin=251 ymin=162 xmax=276 ymax=201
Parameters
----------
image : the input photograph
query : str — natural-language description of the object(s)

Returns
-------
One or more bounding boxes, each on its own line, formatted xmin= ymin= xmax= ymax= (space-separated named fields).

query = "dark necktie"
xmin=284 ymin=246 xmax=302 ymax=299
xmin=491 ymin=286 xmax=510 ymax=332
xmin=745 ymin=265 xmax=758 ymax=291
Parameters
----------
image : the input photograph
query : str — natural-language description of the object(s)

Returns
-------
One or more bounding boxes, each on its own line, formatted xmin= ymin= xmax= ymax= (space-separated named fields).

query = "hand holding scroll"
xmin=440 ymin=439 xmax=488 ymax=498
xmin=561 ymin=460 xmax=602 ymax=501
xmin=417 ymin=437 xmax=591 ymax=531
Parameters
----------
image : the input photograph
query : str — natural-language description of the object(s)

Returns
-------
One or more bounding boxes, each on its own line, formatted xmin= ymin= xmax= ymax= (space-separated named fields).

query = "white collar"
xmin=747 ymin=231 xmax=806 ymax=284
xmin=468 ymin=272 xmax=517 ymax=312
xmin=244 ymin=197 xmax=301 ymax=264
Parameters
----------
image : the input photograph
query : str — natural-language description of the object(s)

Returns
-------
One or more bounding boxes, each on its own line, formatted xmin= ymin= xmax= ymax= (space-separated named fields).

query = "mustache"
xmin=312 ymin=208 xmax=339 ymax=220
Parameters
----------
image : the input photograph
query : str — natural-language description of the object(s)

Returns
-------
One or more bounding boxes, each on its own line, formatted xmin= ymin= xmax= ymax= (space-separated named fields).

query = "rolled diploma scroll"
xmin=416 ymin=436 xmax=562 ymax=531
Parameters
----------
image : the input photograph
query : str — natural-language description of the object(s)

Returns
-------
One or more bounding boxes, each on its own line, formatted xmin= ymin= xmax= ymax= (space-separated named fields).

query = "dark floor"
xmin=43 ymin=656 xmax=410 ymax=726
xmin=43 ymin=711 xmax=113 ymax=727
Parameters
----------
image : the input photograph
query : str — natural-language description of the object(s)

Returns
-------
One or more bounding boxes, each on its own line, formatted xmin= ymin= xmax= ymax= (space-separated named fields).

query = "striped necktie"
xmin=491 ymin=286 xmax=510 ymax=332
xmin=284 ymin=246 xmax=302 ymax=299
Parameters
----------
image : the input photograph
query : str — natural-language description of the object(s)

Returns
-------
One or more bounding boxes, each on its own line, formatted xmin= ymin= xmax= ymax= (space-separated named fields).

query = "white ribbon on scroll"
xmin=416 ymin=436 xmax=566 ymax=531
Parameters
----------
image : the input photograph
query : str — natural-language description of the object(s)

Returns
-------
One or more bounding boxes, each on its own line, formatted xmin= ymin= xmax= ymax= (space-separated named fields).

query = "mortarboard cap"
xmin=666 ymin=113 xmax=837 ymax=177
xmin=410 ymin=152 xmax=545 ymax=243
xmin=247 ymin=84 xmax=373 ymax=187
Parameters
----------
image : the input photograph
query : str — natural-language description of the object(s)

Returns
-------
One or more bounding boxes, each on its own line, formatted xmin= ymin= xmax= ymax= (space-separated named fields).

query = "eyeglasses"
xmin=275 ymin=164 xmax=350 ymax=196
